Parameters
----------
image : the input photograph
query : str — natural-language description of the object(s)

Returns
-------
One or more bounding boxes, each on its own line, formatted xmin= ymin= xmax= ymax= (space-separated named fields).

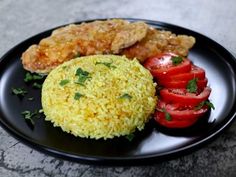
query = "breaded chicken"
xmin=22 ymin=19 xmax=148 ymax=73
xmin=121 ymin=27 xmax=195 ymax=63
xmin=21 ymin=19 xmax=195 ymax=74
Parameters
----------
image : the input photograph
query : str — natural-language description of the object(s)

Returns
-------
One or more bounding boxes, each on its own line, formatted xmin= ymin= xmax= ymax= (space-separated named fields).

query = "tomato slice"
xmin=156 ymin=100 xmax=209 ymax=121
xmin=158 ymin=65 xmax=206 ymax=82
xmin=155 ymin=113 xmax=198 ymax=128
xmin=154 ymin=99 xmax=208 ymax=128
xmin=160 ymin=87 xmax=211 ymax=106
xmin=159 ymin=78 xmax=208 ymax=89
xmin=143 ymin=53 xmax=191 ymax=79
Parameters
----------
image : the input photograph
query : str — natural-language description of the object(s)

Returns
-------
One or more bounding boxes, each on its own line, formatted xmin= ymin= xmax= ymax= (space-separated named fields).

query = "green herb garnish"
xmin=125 ymin=133 xmax=135 ymax=141
xmin=205 ymin=101 xmax=215 ymax=110
xmin=75 ymin=76 xmax=88 ymax=86
xmin=195 ymin=100 xmax=215 ymax=110
xmin=157 ymin=108 xmax=172 ymax=121
xmin=74 ymin=92 xmax=84 ymax=100
xmin=119 ymin=93 xmax=132 ymax=100
xmin=75 ymin=68 xmax=90 ymax=77
xmin=164 ymin=109 xmax=172 ymax=121
xmin=32 ymin=82 xmax=42 ymax=89
xmin=75 ymin=68 xmax=91 ymax=85
xmin=38 ymin=109 xmax=44 ymax=113
xmin=21 ymin=109 xmax=44 ymax=126
xmin=24 ymin=72 xmax=44 ymax=83
xmin=95 ymin=61 xmax=116 ymax=69
xmin=171 ymin=56 xmax=183 ymax=66
xmin=195 ymin=101 xmax=204 ymax=110
xmin=59 ymin=79 xmax=70 ymax=86
xmin=21 ymin=110 xmax=37 ymax=125
xmin=27 ymin=97 xmax=34 ymax=101
xmin=187 ymin=78 xmax=198 ymax=93
xmin=12 ymin=87 xmax=27 ymax=97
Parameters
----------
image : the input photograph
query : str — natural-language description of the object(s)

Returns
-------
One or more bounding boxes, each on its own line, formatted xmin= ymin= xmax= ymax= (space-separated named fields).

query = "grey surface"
xmin=0 ymin=0 xmax=236 ymax=176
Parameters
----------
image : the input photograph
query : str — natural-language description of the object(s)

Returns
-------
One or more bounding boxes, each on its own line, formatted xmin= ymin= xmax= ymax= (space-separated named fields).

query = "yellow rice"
xmin=42 ymin=55 xmax=157 ymax=139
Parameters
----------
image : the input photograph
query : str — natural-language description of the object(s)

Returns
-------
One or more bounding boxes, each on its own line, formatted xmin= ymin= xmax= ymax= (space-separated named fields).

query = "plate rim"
xmin=1 ymin=18 xmax=236 ymax=165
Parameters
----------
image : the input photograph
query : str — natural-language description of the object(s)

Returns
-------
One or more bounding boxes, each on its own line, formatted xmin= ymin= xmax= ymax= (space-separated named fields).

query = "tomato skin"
xmin=154 ymin=112 xmax=198 ymax=128
xmin=156 ymin=100 xmax=209 ymax=121
xmin=158 ymin=65 xmax=206 ymax=82
xmin=159 ymin=78 xmax=208 ymax=89
xmin=160 ymin=87 xmax=211 ymax=106
xmin=154 ymin=100 xmax=208 ymax=128
xmin=144 ymin=52 xmax=212 ymax=129
xmin=143 ymin=53 xmax=192 ymax=79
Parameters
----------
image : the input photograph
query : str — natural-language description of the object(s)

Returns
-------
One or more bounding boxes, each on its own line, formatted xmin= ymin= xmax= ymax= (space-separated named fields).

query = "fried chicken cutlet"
xmin=21 ymin=19 xmax=195 ymax=74
xmin=21 ymin=19 xmax=148 ymax=73
xmin=121 ymin=27 xmax=196 ymax=63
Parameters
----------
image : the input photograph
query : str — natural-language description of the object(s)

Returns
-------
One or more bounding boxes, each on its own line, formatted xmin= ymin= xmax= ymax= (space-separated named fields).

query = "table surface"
xmin=0 ymin=0 xmax=236 ymax=176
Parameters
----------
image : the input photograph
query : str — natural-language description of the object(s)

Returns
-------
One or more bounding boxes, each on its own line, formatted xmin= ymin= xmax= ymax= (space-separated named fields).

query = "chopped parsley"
xmin=38 ymin=109 xmax=44 ymax=113
xmin=27 ymin=97 xmax=34 ymax=101
xmin=24 ymin=72 xmax=44 ymax=90
xmin=195 ymin=100 xmax=215 ymax=110
xmin=119 ymin=93 xmax=132 ymax=100
xmin=21 ymin=109 xmax=44 ymax=126
xmin=125 ymin=133 xmax=135 ymax=141
xmin=75 ymin=68 xmax=90 ymax=77
xmin=21 ymin=110 xmax=36 ymax=125
xmin=164 ymin=109 xmax=172 ymax=121
xmin=74 ymin=92 xmax=84 ymax=100
xmin=59 ymin=79 xmax=70 ymax=86
xmin=75 ymin=76 xmax=88 ymax=86
xmin=24 ymin=72 xmax=44 ymax=83
xmin=32 ymin=82 xmax=42 ymax=89
xmin=75 ymin=68 xmax=91 ymax=85
xmin=205 ymin=101 xmax=215 ymax=110
xmin=187 ymin=78 xmax=198 ymax=93
xmin=171 ymin=56 xmax=183 ymax=66
xmin=95 ymin=61 xmax=116 ymax=69
xmin=12 ymin=87 xmax=28 ymax=97
xmin=157 ymin=108 xmax=172 ymax=121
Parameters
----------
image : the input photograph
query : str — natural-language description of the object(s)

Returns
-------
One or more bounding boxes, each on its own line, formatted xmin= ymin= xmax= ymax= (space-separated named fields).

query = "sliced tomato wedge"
xmin=154 ymin=99 xmax=208 ymax=128
xmin=159 ymin=78 xmax=208 ymax=89
xmin=143 ymin=53 xmax=191 ymax=79
xmin=158 ymin=65 xmax=206 ymax=82
xmin=156 ymin=100 xmax=209 ymax=121
xmin=160 ymin=87 xmax=211 ymax=106
xmin=155 ymin=113 xmax=198 ymax=128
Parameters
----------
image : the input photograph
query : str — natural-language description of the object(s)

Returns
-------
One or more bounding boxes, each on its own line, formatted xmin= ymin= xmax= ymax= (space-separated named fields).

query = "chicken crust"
xmin=22 ymin=19 xmax=148 ymax=73
xmin=21 ymin=19 xmax=195 ymax=74
xmin=121 ymin=27 xmax=195 ymax=63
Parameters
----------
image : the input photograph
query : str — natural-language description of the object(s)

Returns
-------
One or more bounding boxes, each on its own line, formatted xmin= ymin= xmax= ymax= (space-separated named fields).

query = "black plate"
xmin=1 ymin=19 xmax=236 ymax=165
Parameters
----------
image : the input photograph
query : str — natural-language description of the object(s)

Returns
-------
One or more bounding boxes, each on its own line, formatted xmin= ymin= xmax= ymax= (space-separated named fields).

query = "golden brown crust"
xmin=121 ymin=28 xmax=196 ymax=63
xmin=21 ymin=19 xmax=195 ymax=74
xmin=21 ymin=20 xmax=148 ymax=73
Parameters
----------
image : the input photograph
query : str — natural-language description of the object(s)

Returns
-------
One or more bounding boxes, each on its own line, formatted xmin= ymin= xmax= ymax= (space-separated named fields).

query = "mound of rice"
xmin=42 ymin=55 xmax=157 ymax=139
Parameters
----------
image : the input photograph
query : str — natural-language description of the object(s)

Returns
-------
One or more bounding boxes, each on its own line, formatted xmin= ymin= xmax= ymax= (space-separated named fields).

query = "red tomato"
xmin=158 ymin=65 xmax=206 ymax=82
xmin=160 ymin=87 xmax=211 ymax=106
xmin=143 ymin=53 xmax=191 ymax=79
xmin=156 ymin=100 xmax=209 ymax=121
xmin=154 ymin=100 xmax=208 ymax=128
xmin=143 ymin=52 xmax=212 ymax=129
xmin=159 ymin=78 xmax=208 ymax=89
xmin=155 ymin=113 xmax=197 ymax=128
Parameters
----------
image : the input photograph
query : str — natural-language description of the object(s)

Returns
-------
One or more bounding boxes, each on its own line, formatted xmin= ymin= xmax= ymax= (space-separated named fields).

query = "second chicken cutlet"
xmin=121 ymin=27 xmax=196 ymax=63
